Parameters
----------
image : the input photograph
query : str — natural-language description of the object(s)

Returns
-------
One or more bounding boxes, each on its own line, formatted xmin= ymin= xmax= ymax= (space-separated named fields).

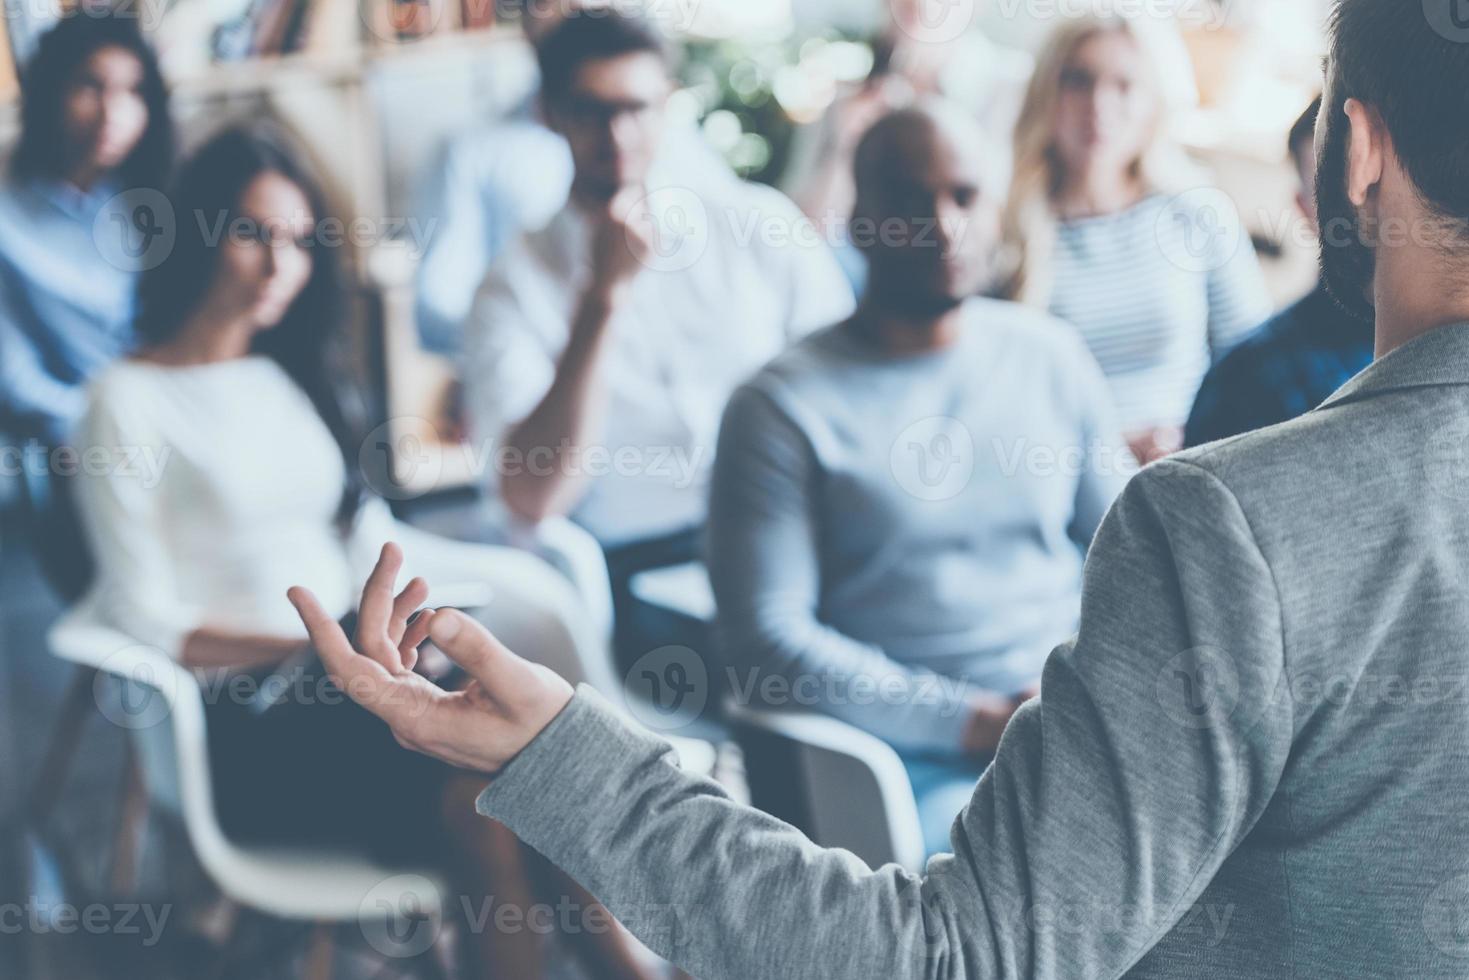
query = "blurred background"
xmin=0 ymin=0 xmax=1331 ymax=495
xmin=0 ymin=0 xmax=1333 ymax=977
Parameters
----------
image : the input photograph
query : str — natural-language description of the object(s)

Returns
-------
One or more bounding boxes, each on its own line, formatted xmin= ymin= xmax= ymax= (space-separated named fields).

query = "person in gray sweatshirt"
xmin=288 ymin=4 xmax=1469 ymax=974
xmin=705 ymin=104 xmax=1132 ymax=856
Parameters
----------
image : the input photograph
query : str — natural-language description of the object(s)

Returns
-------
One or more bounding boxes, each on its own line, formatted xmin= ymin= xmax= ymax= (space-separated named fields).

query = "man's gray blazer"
xmin=476 ymin=323 xmax=1469 ymax=978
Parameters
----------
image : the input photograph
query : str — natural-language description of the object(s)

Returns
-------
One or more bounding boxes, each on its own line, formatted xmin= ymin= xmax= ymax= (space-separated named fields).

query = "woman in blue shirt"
xmin=0 ymin=13 xmax=173 ymax=444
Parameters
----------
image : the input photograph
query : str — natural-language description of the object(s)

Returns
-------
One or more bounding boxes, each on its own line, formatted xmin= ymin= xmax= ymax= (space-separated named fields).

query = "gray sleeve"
xmin=479 ymin=456 xmax=1294 ymax=980
xmin=707 ymin=383 xmax=971 ymax=753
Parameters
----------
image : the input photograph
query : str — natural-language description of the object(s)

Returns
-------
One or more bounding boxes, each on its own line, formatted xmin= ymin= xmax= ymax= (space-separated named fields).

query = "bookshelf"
xmin=0 ymin=0 xmax=537 ymax=222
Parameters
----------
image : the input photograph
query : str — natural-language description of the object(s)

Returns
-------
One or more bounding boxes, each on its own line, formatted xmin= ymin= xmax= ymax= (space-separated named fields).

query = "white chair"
xmin=46 ymin=528 xmax=720 ymax=977
xmin=723 ymin=702 xmax=926 ymax=873
xmin=49 ymin=609 xmax=450 ymax=977
xmin=629 ymin=561 xmax=927 ymax=872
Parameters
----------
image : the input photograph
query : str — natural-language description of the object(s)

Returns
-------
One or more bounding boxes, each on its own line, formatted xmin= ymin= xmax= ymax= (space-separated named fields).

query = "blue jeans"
xmin=901 ymin=752 xmax=992 ymax=858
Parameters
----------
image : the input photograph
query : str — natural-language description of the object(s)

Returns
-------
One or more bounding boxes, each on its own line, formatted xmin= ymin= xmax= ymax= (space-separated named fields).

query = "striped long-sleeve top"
xmin=1047 ymin=191 xmax=1272 ymax=433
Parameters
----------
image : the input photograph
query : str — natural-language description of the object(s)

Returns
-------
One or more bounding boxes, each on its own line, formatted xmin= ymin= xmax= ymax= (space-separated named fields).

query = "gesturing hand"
xmin=287 ymin=543 xmax=574 ymax=775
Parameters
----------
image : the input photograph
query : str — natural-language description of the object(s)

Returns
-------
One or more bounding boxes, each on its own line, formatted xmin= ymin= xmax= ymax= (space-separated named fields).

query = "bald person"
xmin=287 ymin=2 xmax=1469 ymax=973
xmin=706 ymin=104 xmax=1133 ymax=857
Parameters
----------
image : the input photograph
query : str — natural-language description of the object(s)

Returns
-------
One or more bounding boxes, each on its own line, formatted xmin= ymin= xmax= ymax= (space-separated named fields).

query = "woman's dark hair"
xmin=12 ymin=12 xmax=173 ymax=188
xmin=136 ymin=124 xmax=365 ymax=526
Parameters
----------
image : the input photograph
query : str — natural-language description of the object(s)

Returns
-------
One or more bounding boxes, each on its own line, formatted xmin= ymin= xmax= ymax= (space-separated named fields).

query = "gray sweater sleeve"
xmin=706 ymin=382 xmax=972 ymax=753
xmin=478 ymin=457 xmax=1295 ymax=979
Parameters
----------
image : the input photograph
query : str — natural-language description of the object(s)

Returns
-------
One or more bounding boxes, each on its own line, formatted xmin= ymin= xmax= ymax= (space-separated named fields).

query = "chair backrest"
xmin=48 ymin=612 xmax=228 ymax=857
xmin=727 ymin=703 xmax=927 ymax=873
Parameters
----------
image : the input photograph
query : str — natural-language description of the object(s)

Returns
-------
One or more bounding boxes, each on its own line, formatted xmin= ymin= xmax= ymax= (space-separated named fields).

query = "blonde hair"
xmin=1000 ymin=14 xmax=1201 ymax=306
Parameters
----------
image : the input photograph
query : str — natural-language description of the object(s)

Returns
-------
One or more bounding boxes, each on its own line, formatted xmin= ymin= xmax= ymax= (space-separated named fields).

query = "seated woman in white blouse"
xmin=73 ymin=125 xmax=660 ymax=980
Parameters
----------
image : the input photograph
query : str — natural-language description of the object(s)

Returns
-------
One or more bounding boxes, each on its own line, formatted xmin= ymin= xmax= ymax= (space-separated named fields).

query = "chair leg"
xmin=305 ymin=922 xmax=335 ymax=980
xmin=26 ymin=666 xmax=98 ymax=825
xmin=108 ymin=740 xmax=148 ymax=895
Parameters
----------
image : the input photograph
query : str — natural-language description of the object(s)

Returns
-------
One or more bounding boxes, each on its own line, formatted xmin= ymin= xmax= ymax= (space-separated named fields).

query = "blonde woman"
xmin=1001 ymin=14 xmax=1270 ymax=462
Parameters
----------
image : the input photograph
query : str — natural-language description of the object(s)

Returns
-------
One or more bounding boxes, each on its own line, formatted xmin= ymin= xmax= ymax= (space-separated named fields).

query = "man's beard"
xmin=1315 ymin=100 xmax=1377 ymax=324
xmin=865 ymin=268 xmax=967 ymax=319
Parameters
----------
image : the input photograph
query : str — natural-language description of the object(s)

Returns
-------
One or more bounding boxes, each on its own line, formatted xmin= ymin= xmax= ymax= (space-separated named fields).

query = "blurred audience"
xmin=1185 ymin=97 xmax=1373 ymax=446
xmin=1001 ymin=14 xmax=1271 ymax=463
xmin=463 ymin=9 xmax=853 ymax=664
xmin=709 ymin=103 xmax=1133 ymax=857
xmin=412 ymin=2 xmax=730 ymax=356
xmin=785 ymin=0 xmax=1032 ymax=291
xmin=74 ymin=125 xmax=660 ymax=980
xmin=0 ymin=14 xmax=172 ymax=446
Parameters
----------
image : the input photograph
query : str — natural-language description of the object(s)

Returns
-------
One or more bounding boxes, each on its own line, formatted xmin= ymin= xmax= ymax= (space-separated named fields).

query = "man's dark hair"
xmin=1328 ymin=0 xmax=1469 ymax=226
xmin=535 ymin=8 xmax=668 ymax=106
xmin=1287 ymin=96 xmax=1321 ymax=170
xmin=12 ymin=12 xmax=174 ymax=188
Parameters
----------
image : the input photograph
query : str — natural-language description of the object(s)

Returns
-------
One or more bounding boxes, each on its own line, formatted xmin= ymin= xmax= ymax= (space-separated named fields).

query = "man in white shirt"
xmin=410 ymin=4 xmax=734 ymax=357
xmin=463 ymin=8 xmax=854 ymax=664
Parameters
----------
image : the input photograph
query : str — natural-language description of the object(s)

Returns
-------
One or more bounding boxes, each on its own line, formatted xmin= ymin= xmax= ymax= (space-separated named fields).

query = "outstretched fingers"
xmin=356 ymin=542 xmax=402 ymax=636
xmin=425 ymin=609 xmax=518 ymax=697
xmin=399 ymin=607 xmax=437 ymax=672
xmin=288 ymin=586 xmax=393 ymax=713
